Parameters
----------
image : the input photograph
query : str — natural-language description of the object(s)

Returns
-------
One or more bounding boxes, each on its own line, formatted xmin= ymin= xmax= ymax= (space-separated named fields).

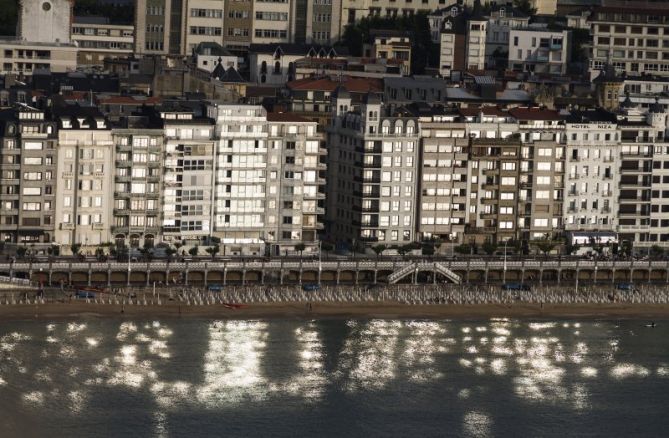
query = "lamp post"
xmin=318 ymin=240 xmax=322 ymax=285
xmin=503 ymin=239 xmax=509 ymax=285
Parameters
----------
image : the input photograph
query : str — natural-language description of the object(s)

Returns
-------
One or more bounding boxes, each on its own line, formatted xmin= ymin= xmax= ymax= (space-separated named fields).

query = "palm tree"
xmin=295 ymin=243 xmax=306 ymax=259
xmin=372 ymin=244 xmax=386 ymax=259
xmin=205 ymin=245 xmax=220 ymax=260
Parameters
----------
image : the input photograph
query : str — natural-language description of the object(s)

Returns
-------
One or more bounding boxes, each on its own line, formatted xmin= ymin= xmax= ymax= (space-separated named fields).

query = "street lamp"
xmin=318 ymin=240 xmax=322 ymax=285
xmin=503 ymin=239 xmax=509 ymax=285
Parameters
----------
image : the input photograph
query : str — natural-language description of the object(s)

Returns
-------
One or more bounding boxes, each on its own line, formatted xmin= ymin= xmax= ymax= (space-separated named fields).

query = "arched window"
xmin=394 ymin=120 xmax=404 ymax=134
xmin=274 ymin=61 xmax=281 ymax=74
xmin=260 ymin=61 xmax=267 ymax=74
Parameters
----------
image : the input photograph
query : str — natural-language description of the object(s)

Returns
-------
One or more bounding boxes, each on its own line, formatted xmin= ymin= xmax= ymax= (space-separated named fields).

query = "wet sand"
xmin=1 ymin=301 xmax=669 ymax=320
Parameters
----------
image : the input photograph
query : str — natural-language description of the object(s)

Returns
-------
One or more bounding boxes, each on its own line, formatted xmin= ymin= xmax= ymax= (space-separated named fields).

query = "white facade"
xmin=466 ymin=18 xmax=487 ymax=71
xmin=0 ymin=42 xmax=78 ymax=75
xmin=183 ymin=0 xmax=226 ymax=55
xmin=508 ymin=28 xmax=571 ymax=75
xmin=207 ymin=104 xmax=323 ymax=256
xmin=55 ymin=120 xmax=114 ymax=250
xmin=485 ymin=9 xmax=530 ymax=67
xmin=71 ymin=21 xmax=135 ymax=65
xmin=252 ymin=0 xmax=292 ymax=44
xmin=564 ymin=122 xmax=621 ymax=232
xmin=18 ymin=0 xmax=72 ymax=44
xmin=162 ymin=113 xmax=216 ymax=245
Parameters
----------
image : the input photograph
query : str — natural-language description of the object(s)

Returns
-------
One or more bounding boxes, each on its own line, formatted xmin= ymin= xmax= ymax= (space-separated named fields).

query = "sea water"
xmin=0 ymin=318 xmax=668 ymax=437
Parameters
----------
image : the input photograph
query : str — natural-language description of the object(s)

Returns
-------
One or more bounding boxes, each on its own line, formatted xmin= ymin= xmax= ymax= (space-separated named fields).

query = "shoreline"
xmin=1 ymin=302 xmax=669 ymax=321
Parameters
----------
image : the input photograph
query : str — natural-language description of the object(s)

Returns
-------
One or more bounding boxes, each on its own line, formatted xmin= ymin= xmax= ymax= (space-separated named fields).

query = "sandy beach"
xmin=1 ymin=301 xmax=669 ymax=320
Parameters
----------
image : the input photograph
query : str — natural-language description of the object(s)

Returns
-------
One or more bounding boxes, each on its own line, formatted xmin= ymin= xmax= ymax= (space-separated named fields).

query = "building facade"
xmin=54 ymin=110 xmax=114 ymax=251
xmin=508 ymin=28 xmax=571 ymax=75
xmin=71 ymin=18 xmax=135 ymax=66
xmin=0 ymin=106 xmax=58 ymax=253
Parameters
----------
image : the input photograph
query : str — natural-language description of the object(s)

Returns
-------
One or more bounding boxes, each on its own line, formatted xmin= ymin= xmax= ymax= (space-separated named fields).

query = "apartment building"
xmin=327 ymin=91 xmax=419 ymax=248
xmin=485 ymin=5 xmax=530 ymax=68
xmin=0 ymin=105 xmax=58 ymax=253
xmin=207 ymin=103 xmax=324 ymax=256
xmin=508 ymin=28 xmax=571 ymax=75
xmin=135 ymin=0 xmax=175 ymax=55
xmin=417 ymin=110 xmax=469 ymax=244
xmin=252 ymin=0 xmax=292 ymax=45
xmin=265 ymin=112 xmax=325 ymax=254
xmin=111 ymin=121 xmax=165 ymax=249
xmin=564 ymin=109 xmax=620 ymax=234
xmin=437 ymin=8 xmax=487 ymax=77
xmin=249 ymin=44 xmax=342 ymax=85
xmin=363 ymin=30 xmax=412 ymax=76
xmin=465 ymin=111 xmax=520 ymax=245
xmin=223 ymin=0 xmax=253 ymax=51
xmin=71 ymin=17 xmax=135 ymax=66
xmin=161 ymin=107 xmax=217 ymax=247
xmin=304 ymin=0 xmax=341 ymax=44
xmin=0 ymin=42 xmax=78 ymax=75
xmin=589 ymin=1 xmax=669 ymax=80
xmin=614 ymin=102 xmax=668 ymax=249
xmin=341 ymin=0 xmax=477 ymax=37
xmin=509 ymin=107 xmax=565 ymax=242
xmin=183 ymin=0 xmax=226 ymax=55
xmin=53 ymin=108 xmax=114 ymax=251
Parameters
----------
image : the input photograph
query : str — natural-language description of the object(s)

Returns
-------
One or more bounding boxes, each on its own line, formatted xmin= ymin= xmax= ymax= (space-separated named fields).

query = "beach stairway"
xmin=387 ymin=262 xmax=461 ymax=284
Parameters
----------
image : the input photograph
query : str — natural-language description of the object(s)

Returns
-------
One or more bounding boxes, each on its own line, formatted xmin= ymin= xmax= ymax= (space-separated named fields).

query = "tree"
xmin=205 ymin=246 xmax=220 ymax=260
xmin=397 ymin=245 xmax=411 ymax=258
xmin=165 ymin=247 xmax=177 ymax=261
xmin=372 ymin=244 xmax=386 ymax=259
xmin=651 ymin=245 xmax=664 ymax=259
xmin=533 ymin=239 xmax=557 ymax=257
xmin=482 ymin=241 xmax=498 ymax=255
xmin=320 ymin=242 xmax=334 ymax=259
xmin=513 ymin=0 xmax=537 ymax=16
xmin=188 ymin=246 xmax=199 ymax=257
xmin=95 ymin=247 xmax=106 ymax=261
xmin=70 ymin=243 xmax=81 ymax=256
xmin=421 ymin=243 xmax=435 ymax=256
xmin=295 ymin=243 xmax=306 ymax=258
xmin=16 ymin=247 xmax=26 ymax=259
xmin=454 ymin=244 xmax=472 ymax=255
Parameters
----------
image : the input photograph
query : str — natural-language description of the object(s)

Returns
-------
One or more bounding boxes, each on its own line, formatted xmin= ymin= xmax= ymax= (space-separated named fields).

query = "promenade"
xmin=2 ymin=257 xmax=669 ymax=287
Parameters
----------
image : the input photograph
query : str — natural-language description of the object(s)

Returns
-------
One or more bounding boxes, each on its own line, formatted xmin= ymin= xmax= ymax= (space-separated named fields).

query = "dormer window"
xmin=450 ymin=6 xmax=458 ymax=17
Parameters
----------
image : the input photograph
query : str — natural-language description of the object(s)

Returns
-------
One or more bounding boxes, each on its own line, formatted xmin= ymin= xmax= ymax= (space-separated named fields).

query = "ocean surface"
xmin=0 ymin=318 xmax=668 ymax=438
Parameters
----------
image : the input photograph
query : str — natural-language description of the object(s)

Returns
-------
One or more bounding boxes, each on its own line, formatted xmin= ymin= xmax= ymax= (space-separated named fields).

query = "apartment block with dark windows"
xmin=0 ymin=106 xmax=58 ymax=253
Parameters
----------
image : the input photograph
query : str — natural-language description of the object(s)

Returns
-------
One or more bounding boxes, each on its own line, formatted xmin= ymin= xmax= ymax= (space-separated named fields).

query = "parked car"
xmin=616 ymin=282 xmax=638 ymax=292
xmin=207 ymin=284 xmax=223 ymax=293
xmin=302 ymin=284 xmax=320 ymax=292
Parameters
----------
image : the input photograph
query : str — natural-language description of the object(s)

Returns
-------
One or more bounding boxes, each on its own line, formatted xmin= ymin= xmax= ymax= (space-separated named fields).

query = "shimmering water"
xmin=0 ymin=318 xmax=668 ymax=437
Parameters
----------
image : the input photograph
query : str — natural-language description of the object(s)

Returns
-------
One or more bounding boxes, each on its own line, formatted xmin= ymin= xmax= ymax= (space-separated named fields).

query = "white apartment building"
xmin=417 ymin=111 xmax=469 ymax=244
xmin=183 ymin=0 xmax=226 ymax=54
xmin=438 ymin=12 xmax=487 ymax=77
xmin=71 ymin=18 xmax=135 ymax=66
xmin=466 ymin=17 xmax=487 ymax=71
xmin=252 ymin=0 xmax=292 ymax=44
xmin=485 ymin=6 xmax=530 ymax=68
xmin=564 ymin=110 xmax=621 ymax=233
xmin=111 ymin=127 xmax=165 ymax=249
xmin=162 ymin=109 xmax=217 ymax=247
xmin=589 ymin=2 xmax=669 ymax=80
xmin=54 ymin=110 xmax=114 ymax=251
xmin=207 ymin=104 xmax=324 ymax=256
xmin=508 ymin=28 xmax=571 ymax=75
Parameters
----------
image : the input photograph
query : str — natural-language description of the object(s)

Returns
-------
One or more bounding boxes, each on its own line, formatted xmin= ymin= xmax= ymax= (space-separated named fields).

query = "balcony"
xmin=92 ymin=223 xmax=105 ymax=230
xmin=60 ymin=223 xmax=74 ymax=230
xmin=354 ymin=175 xmax=381 ymax=184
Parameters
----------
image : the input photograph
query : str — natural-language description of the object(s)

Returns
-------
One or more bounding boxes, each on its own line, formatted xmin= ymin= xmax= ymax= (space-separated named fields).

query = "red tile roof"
xmin=287 ymin=76 xmax=383 ymax=93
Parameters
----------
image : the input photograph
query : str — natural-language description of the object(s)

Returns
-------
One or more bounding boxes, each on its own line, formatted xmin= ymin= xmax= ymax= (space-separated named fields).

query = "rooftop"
xmin=287 ymin=76 xmax=383 ymax=93
xmin=508 ymin=107 xmax=564 ymax=121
